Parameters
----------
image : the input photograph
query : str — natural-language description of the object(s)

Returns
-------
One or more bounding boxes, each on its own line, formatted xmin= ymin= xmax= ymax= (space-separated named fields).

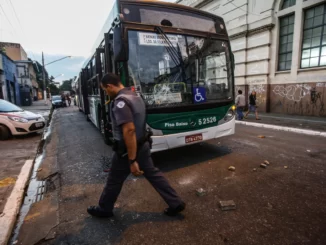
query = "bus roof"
xmin=83 ymin=0 xmax=223 ymax=69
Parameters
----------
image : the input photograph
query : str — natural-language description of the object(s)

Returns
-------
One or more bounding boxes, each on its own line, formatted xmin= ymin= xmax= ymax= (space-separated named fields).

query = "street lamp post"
xmin=41 ymin=53 xmax=71 ymax=104
xmin=42 ymin=52 xmax=46 ymax=104
xmin=53 ymin=74 xmax=64 ymax=80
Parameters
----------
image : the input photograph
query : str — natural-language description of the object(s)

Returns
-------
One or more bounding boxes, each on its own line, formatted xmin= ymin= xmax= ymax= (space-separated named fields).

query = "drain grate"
xmin=32 ymin=180 xmax=46 ymax=203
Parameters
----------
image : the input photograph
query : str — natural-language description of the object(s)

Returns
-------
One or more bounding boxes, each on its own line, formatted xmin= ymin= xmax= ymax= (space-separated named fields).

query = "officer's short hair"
xmin=101 ymin=73 xmax=121 ymax=87
xmin=238 ymin=90 xmax=242 ymax=94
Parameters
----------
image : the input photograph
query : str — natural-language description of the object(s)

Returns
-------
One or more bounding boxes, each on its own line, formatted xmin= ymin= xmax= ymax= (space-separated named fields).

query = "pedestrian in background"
xmin=235 ymin=90 xmax=245 ymax=120
xmin=87 ymin=73 xmax=185 ymax=218
xmin=244 ymin=90 xmax=261 ymax=120
xmin=67 ymin=94 xmax=71 ymax=107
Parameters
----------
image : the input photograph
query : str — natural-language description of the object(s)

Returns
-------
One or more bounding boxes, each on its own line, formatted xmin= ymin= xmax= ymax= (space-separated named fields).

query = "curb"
xmin=0 ymin=160 xmax=34 ymax=245
xmin=236 ymin=121 xmax=326 ymax=137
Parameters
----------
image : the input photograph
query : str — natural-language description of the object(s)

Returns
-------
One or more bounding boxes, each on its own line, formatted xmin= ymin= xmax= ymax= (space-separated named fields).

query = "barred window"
xmin=301 ymin=4 xmax=326 ymax=68
xmin=278 ymin=15 xmax=295 ymax=71
xmin=281 ymin=0 xmax=296 ymax=10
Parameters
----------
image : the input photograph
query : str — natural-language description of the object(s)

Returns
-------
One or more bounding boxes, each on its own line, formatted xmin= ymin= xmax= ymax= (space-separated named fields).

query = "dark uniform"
xmin=98 ymin=88 xmax=183 ymax=212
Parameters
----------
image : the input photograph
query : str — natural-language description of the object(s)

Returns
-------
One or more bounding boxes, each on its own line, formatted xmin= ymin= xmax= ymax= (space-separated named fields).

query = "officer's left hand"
xmin=130 ymin=162 xmax=144 ymax=177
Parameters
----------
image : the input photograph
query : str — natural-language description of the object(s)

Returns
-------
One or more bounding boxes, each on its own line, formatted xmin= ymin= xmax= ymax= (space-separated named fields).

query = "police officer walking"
xmin=87 ymin=73 xmax=185 ymax=217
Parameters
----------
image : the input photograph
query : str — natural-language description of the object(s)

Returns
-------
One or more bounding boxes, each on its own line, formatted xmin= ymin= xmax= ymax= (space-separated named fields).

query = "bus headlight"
xmin=224 ymin=109 xmax=234 ymax=121
xmin=218 ymin=108 xmax=235 ymax=125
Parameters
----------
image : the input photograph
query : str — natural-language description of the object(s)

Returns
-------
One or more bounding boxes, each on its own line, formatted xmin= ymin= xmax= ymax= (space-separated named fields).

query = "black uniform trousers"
xmin=99 ymin=142 xmax=183 ymax=211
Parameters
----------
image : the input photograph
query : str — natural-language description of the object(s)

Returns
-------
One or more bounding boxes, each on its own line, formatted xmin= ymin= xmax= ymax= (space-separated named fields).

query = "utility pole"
xmin=42 ymin=52 xmax=47 ymax=104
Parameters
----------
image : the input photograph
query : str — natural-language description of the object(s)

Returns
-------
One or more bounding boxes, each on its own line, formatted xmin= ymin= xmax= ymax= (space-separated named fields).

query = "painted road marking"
xmin=258 ymin=115 xmax=326 ymax=124
xmin=0 ymin=160 xmax=34 ymax=245
xmin=236 ymin=121 xmax=326 ymax=137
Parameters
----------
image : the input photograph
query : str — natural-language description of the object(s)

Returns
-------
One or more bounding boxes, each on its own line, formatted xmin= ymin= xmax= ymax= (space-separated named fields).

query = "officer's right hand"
xmin=130 ymin=162 xmax=144 ymax=177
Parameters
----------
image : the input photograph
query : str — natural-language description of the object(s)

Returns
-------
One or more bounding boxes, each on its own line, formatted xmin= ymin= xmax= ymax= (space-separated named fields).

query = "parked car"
xmin=0 ymin=99 xmax=46 ymax=140
xmin=51 ymin=95 xmax=64 ymax=108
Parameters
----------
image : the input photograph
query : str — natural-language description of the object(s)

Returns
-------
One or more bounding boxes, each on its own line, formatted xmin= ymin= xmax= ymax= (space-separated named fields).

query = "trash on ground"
xmin=284 ymin=166 xmax=288 ymax=169
xmin=307 ymin=150 xmax=311 ymax=152
xmin=264 ymin=160 xmax=270 ymax=165
xmin=36 ymin=168 xmax=43 ymax=172
xmin=260 ymin=163 xmax=267 ymax=168
xmin=219 ymin=200 xmax=236 ymax=211
xmin=253 ymin=168 xmax=257 ymax=172
xmin=228 ymin=166 xmax=236 ymax=171
xmin=196 ymin=188 xmax=207 ymax=196
xmin=258 ymin=135 xmax=265 ymax=138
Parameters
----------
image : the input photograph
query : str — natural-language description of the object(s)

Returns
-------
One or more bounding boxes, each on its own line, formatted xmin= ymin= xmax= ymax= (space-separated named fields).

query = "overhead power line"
xmin=0 ymin=2 xmax=17 ymax=36
xmin=5 ymin=0 xmax=36 ymax=60
xmin=7 ymin=0 xmax=22 ymax=28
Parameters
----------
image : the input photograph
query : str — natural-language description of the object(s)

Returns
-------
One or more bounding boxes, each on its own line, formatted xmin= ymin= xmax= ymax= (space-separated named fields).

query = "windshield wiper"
xmin=155 ymin=26 xmax=180 ymax=66
xmin=154 ymin=26 xmax=187 ymax=82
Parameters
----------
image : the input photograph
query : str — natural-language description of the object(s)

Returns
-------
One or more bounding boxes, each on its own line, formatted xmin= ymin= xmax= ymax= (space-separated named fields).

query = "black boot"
xmin=87 ymin=206 xmax=113 ymax=218
xmin=164 ymin=202 xmax=186 ymax=216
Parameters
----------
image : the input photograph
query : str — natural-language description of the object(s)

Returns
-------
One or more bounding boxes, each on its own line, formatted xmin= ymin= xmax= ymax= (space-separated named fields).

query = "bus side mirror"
xmin=113 ymin=26 xmax=128 ymax=61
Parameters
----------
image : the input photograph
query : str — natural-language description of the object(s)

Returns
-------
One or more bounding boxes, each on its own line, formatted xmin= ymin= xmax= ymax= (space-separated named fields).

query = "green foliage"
xmin=48 ymin=83 xmax=60 ymax=95
xmin=59 ymin=79 xmax=72 ymax=92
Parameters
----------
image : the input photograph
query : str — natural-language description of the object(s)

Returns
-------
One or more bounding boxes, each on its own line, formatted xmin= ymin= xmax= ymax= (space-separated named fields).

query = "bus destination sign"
xmin=138 ymin=32 xmax=178 ymax=47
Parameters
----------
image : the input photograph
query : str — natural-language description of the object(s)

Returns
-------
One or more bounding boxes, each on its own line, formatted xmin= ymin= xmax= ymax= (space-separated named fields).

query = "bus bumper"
xmin=151 ymin=117 xmax=235 ymax=153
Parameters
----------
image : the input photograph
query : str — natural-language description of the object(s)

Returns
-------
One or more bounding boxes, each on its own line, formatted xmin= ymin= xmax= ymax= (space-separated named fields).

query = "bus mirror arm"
xmin=113 ymin=26 xmax=129 ymax=62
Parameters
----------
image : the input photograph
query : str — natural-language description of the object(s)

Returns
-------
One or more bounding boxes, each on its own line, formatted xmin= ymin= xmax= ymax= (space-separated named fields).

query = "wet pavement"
xmin=17 ymin=107 xmax=326 ymax=245
xmin=0 ymin=134 xmax=42 ymax=214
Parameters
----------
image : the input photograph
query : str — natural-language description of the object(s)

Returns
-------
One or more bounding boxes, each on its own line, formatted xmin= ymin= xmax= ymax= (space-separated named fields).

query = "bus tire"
xmin=0 ymin=124 xmax=11 ymax=140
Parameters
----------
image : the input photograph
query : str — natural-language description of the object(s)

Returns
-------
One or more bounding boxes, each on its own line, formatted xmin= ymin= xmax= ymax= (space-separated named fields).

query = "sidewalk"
xmin=241 ymin=112 xmax=326 ymax=132
xmin=21 ymin=100 xmax=51 ymax=111
xmin=21 ymin=100 xmax=52 ymax=118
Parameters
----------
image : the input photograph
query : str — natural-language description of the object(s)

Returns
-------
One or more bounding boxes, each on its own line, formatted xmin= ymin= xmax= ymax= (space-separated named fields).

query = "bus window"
xmin=127 ymin=30 xmax=233 ymax=108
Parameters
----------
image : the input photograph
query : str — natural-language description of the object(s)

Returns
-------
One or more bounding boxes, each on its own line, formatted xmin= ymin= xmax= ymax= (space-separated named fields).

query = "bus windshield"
xmin=128 ymin=30 xmax=233 ymax=108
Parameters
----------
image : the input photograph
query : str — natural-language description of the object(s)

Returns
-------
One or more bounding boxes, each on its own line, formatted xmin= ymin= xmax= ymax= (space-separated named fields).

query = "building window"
xmin=301 ymin=4 xmax=326 ymax=68
xmin=281 ymin=0 xmax=296 ymax=10
xmin=278 ymin=15 xmax=295 ymax=71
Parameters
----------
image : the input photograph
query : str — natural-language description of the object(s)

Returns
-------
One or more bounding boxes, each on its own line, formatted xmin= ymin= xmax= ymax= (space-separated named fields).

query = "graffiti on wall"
xmin=271 ymin=83 xmax=325 ymax=117
xmin=273 ymin=84 xmax=311 ymax=102
xmin=249 ymin=84 xmax=266 ymax=94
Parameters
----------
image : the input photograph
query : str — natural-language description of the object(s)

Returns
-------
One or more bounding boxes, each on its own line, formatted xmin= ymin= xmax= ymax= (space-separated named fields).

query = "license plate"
xmin=185 ymin=134 xmax=203 ymax=144
xmin=35 ymin=122 xmax=43 ymax=128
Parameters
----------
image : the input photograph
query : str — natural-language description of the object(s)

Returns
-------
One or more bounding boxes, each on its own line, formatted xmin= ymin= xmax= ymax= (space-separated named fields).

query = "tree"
xmin=59 ymin=79 xmax=72 ymax=92
xmin=48 ymin=83 xmax=60 ymax=95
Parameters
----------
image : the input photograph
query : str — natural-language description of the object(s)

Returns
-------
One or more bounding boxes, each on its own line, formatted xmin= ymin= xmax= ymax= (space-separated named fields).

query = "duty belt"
xmin=112 ymin=129 xmax=153 ymax=157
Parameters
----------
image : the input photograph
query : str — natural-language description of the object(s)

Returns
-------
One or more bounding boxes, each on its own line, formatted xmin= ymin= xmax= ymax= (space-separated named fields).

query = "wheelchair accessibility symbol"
xmin=193 ymin=87 xmax=206 ymax=103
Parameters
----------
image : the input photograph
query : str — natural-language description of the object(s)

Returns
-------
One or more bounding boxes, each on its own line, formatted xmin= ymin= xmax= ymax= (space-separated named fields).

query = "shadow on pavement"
xmin=152 ymin=142 xmax=232 ymax=173
xmin=52 ymin=210 xmax=185 ymax=245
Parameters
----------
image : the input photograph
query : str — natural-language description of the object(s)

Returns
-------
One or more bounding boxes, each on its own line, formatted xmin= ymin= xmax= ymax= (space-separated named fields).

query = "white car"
xmin=0 ymin=99 xmax=46 ymax=140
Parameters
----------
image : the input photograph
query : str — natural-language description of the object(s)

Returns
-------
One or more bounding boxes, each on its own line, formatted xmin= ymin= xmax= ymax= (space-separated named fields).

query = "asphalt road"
xmin=21 ymin=107 xmax=326 ymax=245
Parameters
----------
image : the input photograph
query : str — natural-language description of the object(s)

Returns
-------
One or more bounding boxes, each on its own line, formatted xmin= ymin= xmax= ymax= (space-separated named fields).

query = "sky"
xmin=0 ymin=0 xmax=175 ymax=83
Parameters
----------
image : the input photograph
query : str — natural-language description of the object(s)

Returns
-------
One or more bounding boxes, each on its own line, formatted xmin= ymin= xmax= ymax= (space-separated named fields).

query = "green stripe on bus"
xmin=146 ymin=104 xmax=231 ymax=135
